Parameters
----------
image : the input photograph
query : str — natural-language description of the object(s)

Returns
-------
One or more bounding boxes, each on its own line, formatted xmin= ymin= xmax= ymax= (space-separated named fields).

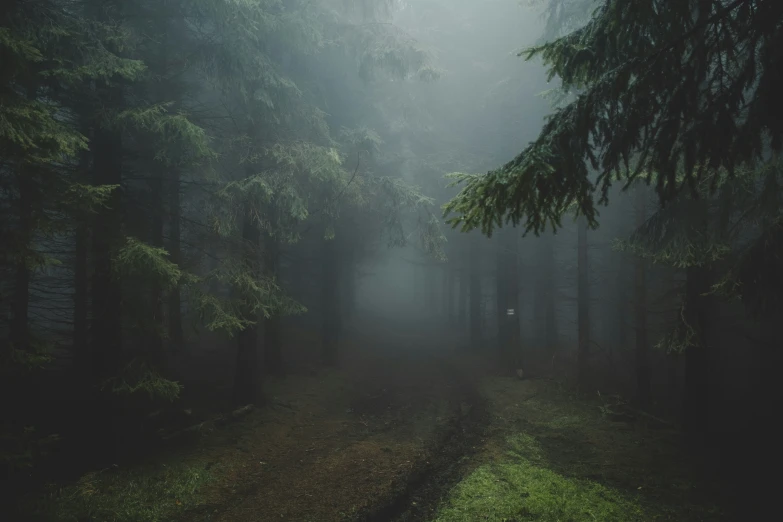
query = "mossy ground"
xmin=430 ymin=377 xmax=727 ymax=522
xmin=16 ymin=344 xmax=729 ymax=522
xmin=20 ymin=342 xmax=454 ymax=522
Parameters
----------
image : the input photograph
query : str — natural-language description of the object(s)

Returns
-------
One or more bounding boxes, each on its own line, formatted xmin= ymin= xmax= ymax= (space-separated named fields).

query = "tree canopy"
xmin=445 ymin=0 xmax=783 ymax=236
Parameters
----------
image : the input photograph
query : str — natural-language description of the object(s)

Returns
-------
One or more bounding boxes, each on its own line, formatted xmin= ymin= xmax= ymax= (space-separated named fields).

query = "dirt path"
xmin=24 ymin=323 xmax=494 ymax=522
xmin=180 ymin=331 xmax=492 ymax=522
xmin=363 ymin=355 xmax=491 ymax=522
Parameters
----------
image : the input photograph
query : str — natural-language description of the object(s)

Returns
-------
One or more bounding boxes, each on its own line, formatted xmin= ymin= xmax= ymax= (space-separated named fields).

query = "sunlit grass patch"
xmin=455 ymin=376 xmax=727 ymax=521
xmin=433 ymin=433 xmax=644 ymax=522
xmin=33 ymin=458 xmax=212 ymax=522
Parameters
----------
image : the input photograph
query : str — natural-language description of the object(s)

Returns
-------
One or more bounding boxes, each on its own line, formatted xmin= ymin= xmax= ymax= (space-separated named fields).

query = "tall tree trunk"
xmin=90 ymin=124 xmax=123 ymax=383
xmin=496 ymin=230 xmax=509 ymax=359
xmin=413 ymin=264 xmax=421 ymax=307
xmin=10 ymin=169 xmax=32 ymax=354
xmin=341 ymin=241 xmax=355 ymax=324
xmin=542 ymin=234 xmax=558 ymax=353
xmin=88 ymin=112 xmax=123 ymax=459
xmin=74 ymin=221 xmax=89 ymax=360
xmin=458 ymin=263 xmax=468 ymax=330
xmin=469 ymin=233 xmax=482 ymax=351
xmin=263 ymin=231 xmax=283 ymax=375
xmin=149 ymin=168 xmax=164 ymax=365
xmin=536 ymin=233 xmax=558 ymax=352
xmin=577 ymin=216 xmax=590 ymax=391
xmin=441 ymin=266 xmax=449 ymax=319
xmin=508 ymin=232 xmax=520 ymax=367
xmin=167 ymin=168 xmax=184 ymax=352
xmin=322 ymin=235 xmax=340 ymax=365
xmin=73 ymin=136 xmax=91 ymax=390
xmin=446 ymin=264 xmax=455 ymax=324
xmin=634 ymin=187 xmax=651 ymax=408
xmin=426 ymin=266 xmax=436 ymax=311
xmin=616 ymin=263 xmax=628 ymax=353
xmin=496 ymin=228 xmax=520 ymax=369
xmin=683 ymin=266 xmax=711 ymax=445
xmin=234 ymin=204 xmax=261 ymax=406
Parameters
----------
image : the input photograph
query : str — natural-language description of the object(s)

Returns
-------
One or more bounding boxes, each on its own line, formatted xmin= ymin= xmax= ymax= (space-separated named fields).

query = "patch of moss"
xmin=30 ymin=459 xmax=212 ymax=522
xmin=439 ymin=377 xmax=727 ymax=522
xmin=433 ymin=433 xmax=644 ymax=522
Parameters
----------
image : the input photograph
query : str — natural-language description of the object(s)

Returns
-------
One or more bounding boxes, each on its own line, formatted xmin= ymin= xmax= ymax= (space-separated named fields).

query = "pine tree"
xmin=445 ymin=0 xmax=783 ymax=236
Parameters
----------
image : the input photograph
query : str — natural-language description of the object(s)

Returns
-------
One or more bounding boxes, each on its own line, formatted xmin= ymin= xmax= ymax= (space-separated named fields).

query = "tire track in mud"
xmin=355 ymin=356 xmax=491 ymax=522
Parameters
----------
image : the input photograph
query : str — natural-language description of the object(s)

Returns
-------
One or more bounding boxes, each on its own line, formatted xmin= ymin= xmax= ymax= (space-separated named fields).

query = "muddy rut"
xmin=359 ymin=356 xmax=491 ymax=522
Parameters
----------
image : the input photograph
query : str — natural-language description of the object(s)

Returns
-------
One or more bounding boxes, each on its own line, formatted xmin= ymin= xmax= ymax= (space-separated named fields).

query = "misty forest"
xmin=2 ymin=0 xmax=781 ymax=520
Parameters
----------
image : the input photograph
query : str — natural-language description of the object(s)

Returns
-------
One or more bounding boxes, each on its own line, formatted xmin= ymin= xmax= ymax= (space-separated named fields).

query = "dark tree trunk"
xmin=167 ymin=168 xmax=184 ymax=352
xmin=74 ymin=221 xmax=89 ymax=361
xmin=536 ymin=233 xmax=558 ymax=352
xmin=412 ymin=264 xmax=419 ymax=306
xmin=233 ymin=204 xmax=261 ymax=406
xmin=90 ymin=123 xmax=123 ymax=383
xmin=426 ymin=266 xmax=436 ymax=310
xmin=577 ymin=216 xmax=590 ymax=391
xmin=616 ymin=264 xmax=628 ymax=354
xmin=322 ymin=235 xmax=340 ymax=366
xmin=683 ymin=266 xmax=711 ymax=444
xmin=496 ymin=231 xmax=509 ymax=359
xmin=149 ymin=169 xmax=165 ymax=365
xmin=446 ymin=264 xmax=455 ymax=324
xmin=73 ymin=134 xmax=91 ymax=396
xmin=634 ymin=187 xmax=651 ymax=408
xmin=469 ymin=233 xmax=482 ymax=351
xmin=87 ymin=110 xmax=124 ymax=459
xmin=441 ymin=266 xmax=449 ymax=319
xmin=10 ymin=170 xmax=32 ymax=354
xmin=263 ymin=231 xmax=283 ymax=375
xmin=341 ymin=241 xmax=355 ymax=324
xmin=667 ymin=350 xmax=679 ymax=417
xmin=458 ymin=264 xmax=468 ymax=329
xmin=496 ymin=228 xmax=520 ymax=369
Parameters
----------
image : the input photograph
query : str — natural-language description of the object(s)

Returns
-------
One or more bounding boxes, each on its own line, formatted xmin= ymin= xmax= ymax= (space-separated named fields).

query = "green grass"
xmin=433 ymin=433 xmax=644 ymax=522
xmin=28 ymin=458 xmax=213 ymax=522
xmin=430 ymin=377 xmax=726 ymax=522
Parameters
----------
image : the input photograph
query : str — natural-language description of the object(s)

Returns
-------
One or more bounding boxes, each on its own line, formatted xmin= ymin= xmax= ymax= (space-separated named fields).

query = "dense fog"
xmin=2 ymin=1 xmax=781 ymax=520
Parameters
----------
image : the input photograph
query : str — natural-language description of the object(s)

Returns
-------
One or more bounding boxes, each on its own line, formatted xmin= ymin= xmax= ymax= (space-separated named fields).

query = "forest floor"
xmin=19 ymin=324 xmax=731 ymax=522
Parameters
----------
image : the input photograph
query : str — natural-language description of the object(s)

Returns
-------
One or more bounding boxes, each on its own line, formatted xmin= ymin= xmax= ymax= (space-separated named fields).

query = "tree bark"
xmin=496 ymin=228 xmax=520 ymax=369
xmin=469 ymin=233 xmax=482 ymax=351
xmin=634 ymin=186 xmax=651 ymax=408
xmin=446 ymin=264 xmax=455 ymax=324
xmin=73 ymin=143 xmax=91 ymax=370
xmin=495 ymin=230 xmax=509 ymax=360
xmin=535 ymin=233 xmax=558 ymax=353
xmin=149 ymin=168 xmax=165 ymax=365
xmin=322 ymin=235 xmax=340 ymax=365
xmin=167 ymin=168 xmax=184 ymax=352
xmin=458 ymin=262 xmax=468 ymax=330
xmin=263 ymin=231 xmax=283 ymax=375
xmin=577 ymin=216 xmax=590 ymax=391
xmin=10 ymin=168 xmax=32 ymax=354
xmin=233 ymin=203 xmax=261 ymax=406
xmin=74 ymin=221 xmax=89 ymax=361
xmin=683 ymin=265 xmax=711 ymax=444
xmin=90 ymin=121 xmax=123 ymax=382
xmin=340 ymin=241 xmax=355 ymax=324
